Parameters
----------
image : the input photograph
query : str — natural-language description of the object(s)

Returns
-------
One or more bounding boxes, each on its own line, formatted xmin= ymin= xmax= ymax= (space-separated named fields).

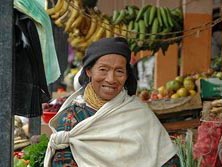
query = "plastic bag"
xmin=193 ymin=120 xmax=222 ymax=167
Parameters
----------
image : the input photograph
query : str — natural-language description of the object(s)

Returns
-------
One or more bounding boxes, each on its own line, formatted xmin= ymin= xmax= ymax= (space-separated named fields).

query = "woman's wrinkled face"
xmin=86 ymin=54 xmax=128 ymax=100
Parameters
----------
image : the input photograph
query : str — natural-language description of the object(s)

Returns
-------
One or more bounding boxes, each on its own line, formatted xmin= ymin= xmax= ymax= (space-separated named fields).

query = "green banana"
xmin=138 ymin=20 xmax=146 ymax=40
xmin=165 ymin=7 xmax=174 ymax=27
xmin=127 ymin=20 xmax=134 ymax=38
xmin=150 ymin=18 xmax=159 ymax=40
xmin=143 ymin=7 xmax=150 ymax=27
xmin=171 ymin=17 xmax=182 ymax=31
xmin=138 ymin=20 xmax=146 ymax=47
xmin=170 ymin=8 xmax=183 ymax=26
xmin=128 ymin=20 xmax=134 ymax=31
xmin=132 ymin=21 xmax=139 ymax=39
xmin=113 ymin=9 xmax=126 ymax=24
xmin=171 ymin=8 xmax=183 ymax=21
xmin=135 ymin=5 xmax=150 ymax=22
xmin=126 ymin=5 xmax=137 ymax=20
xmin=157 ymin=7 xmax=163 ymax=27
xmin=159 ymin=7 xmax=170 ymax=28
xmin=112 ymin=10 xmax=119 ymax=23
xmin=148 ymin=6 xmax=157 ymax=25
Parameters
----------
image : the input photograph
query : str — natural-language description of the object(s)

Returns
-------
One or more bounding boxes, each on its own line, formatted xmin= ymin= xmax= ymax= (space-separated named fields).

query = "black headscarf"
xmin=79 ymin=37 xmax=137 ymax=96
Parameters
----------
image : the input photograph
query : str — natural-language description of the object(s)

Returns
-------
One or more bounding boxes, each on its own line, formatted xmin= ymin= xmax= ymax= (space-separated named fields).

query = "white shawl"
xmin=44 ymin=89 xmax=177 ymax=167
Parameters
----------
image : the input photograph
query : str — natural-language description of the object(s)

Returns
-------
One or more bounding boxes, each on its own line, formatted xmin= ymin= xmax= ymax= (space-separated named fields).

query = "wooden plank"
xmin=0 ymin=0 xmax=14 ymax=166
xmin=163 ymin=118 xmax=201 ymax=131
xmin=154 ymin=44 xmax=179 ymax=88
xmin=157 ymin=109 xmax=201 ymax=120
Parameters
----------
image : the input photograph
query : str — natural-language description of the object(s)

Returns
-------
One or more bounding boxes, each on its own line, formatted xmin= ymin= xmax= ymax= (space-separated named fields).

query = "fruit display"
xmin=147 ymin=70 xmax=222 ymax=101
xmin=46 ymin=0 xmax=183 ymax=59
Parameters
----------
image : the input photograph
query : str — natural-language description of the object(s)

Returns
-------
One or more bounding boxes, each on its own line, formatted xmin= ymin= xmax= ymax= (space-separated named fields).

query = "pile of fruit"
xmin=153 ymin=70 xmax=222 ymax=101
xmin=46 ymin=0 xmax=183 ymax=59
xmin=137 ymin=70 xmax=222 ymax=102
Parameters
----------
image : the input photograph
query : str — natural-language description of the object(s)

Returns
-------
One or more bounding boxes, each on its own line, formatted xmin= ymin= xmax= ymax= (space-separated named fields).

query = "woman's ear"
xmin=85 ymin=68 xmax=92 ymax=78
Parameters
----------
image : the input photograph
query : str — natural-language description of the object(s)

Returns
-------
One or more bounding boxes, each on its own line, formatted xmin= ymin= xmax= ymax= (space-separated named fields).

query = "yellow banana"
xmin=120 ymin=23 xmax=128 ymax=38
xmin=54 ymin=6 xmax=71 ymax=27
xmin=46 ymin=0 xmax=64 ymax=15
xmin=64 ymin=1 xmax=80 ymax=32
xmin=104 ymin=19 xmax=113 ymax=38
xmin=79 ymin=17 xmax=91 ymax=36
xmin=113 ymin=24 xmax=121 ymax=37
xmin=51 ymin=0 xmax=70 ymax=19
xmin=71 ymin=11 xmax=85 ymax=29
xmin=77 ymin=19 xmax=106 ymax=50
xmin=70 ymin=36 xmax=85 ymax=48
xmin=91 ymin=19 xmax=106 ymax=42
xmin=84 ymin=15 xmax=98 ymax=40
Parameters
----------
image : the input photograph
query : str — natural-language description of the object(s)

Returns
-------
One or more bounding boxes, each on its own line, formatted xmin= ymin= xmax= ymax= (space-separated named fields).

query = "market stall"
xmin=0 ymin=0 xmax=222 ymax=166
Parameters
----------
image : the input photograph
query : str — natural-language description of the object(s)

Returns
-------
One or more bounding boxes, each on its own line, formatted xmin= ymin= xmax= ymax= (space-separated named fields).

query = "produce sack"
xmin=193 ymin=120 xmax=222 ymax=167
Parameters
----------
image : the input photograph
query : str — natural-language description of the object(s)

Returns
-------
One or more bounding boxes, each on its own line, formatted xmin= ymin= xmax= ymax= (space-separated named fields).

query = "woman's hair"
xmin=78 ymin=37 xmax=137 ymax=96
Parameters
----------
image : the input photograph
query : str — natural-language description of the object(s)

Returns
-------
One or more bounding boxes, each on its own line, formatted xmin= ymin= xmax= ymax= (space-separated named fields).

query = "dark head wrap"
xmin=79 ymin=37 xmax=137 ymax=96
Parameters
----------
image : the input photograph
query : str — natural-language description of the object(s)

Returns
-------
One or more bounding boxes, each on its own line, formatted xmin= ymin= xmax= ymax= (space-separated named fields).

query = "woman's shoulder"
xmin=125 ymin=95 xmax=154 ymax=115
xmin=128 ymin=95 xmax=150 ymax=108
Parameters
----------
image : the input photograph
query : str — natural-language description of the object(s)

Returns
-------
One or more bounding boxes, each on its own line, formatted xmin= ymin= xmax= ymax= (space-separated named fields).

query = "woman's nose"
xmin=105 ymin=72 xmax=116 ymax=83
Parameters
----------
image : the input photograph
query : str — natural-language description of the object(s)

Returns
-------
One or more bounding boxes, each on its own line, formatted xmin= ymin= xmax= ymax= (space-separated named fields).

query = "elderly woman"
xmin=44 ymin=37 xmax=178 ymax=167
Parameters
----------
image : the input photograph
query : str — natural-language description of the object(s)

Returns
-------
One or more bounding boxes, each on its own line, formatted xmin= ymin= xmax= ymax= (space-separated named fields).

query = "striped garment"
xmin=51 ymin=102 xmax=96 ymax=167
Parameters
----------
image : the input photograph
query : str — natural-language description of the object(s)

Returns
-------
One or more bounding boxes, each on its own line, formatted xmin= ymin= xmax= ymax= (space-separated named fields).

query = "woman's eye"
xmin=99 ymin=68 xmax=107 ymax=71
xmin=117 ymin=69 xmax=125 ymax=74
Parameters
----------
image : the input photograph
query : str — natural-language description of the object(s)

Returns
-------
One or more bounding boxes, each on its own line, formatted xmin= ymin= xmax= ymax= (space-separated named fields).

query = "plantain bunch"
xmin=46 ymin=0 xmax=184 ymax=59
xmin=111 ymin=5 xmax=183 ymax=54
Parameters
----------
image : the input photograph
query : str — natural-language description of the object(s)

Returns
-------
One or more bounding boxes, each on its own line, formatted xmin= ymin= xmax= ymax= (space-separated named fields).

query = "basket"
xmin=42 ymin=111 xmax=57 ymax=123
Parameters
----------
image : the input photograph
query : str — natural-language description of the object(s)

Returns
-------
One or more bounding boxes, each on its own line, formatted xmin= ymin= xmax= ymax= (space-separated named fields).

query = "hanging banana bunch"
xmin=112 ymin=4 xmax=184 ymax=54
xmin=46 ymin=0 xmax=183 ymax=59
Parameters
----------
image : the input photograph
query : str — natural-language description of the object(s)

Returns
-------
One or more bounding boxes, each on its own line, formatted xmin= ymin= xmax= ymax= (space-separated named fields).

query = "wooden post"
xmin=181 ymin=0 xmax=212 ymax=75
xmin=154 ymin=44 xmax=179 ymax=88
xmin=0 ymin=0 xmax=14 ymax=166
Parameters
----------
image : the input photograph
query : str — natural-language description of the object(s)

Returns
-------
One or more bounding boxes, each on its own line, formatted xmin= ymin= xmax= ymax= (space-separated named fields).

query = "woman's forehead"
xmin=95 ymin=54 xmax=127 ymax=65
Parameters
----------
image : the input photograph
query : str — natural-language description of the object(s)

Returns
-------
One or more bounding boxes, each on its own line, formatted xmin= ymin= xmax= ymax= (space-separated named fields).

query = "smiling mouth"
xmin=102 ymin=85 xmax=116 ymax=92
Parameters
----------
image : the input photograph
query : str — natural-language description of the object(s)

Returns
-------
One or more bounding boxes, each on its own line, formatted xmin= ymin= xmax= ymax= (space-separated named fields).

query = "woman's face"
xmin=86 ymin=54 xmax=128 ymax=100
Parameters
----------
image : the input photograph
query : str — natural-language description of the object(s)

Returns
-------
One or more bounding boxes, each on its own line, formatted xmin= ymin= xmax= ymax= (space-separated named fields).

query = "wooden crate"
xmin=148 ymin=94 xmax=202 ymax=132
